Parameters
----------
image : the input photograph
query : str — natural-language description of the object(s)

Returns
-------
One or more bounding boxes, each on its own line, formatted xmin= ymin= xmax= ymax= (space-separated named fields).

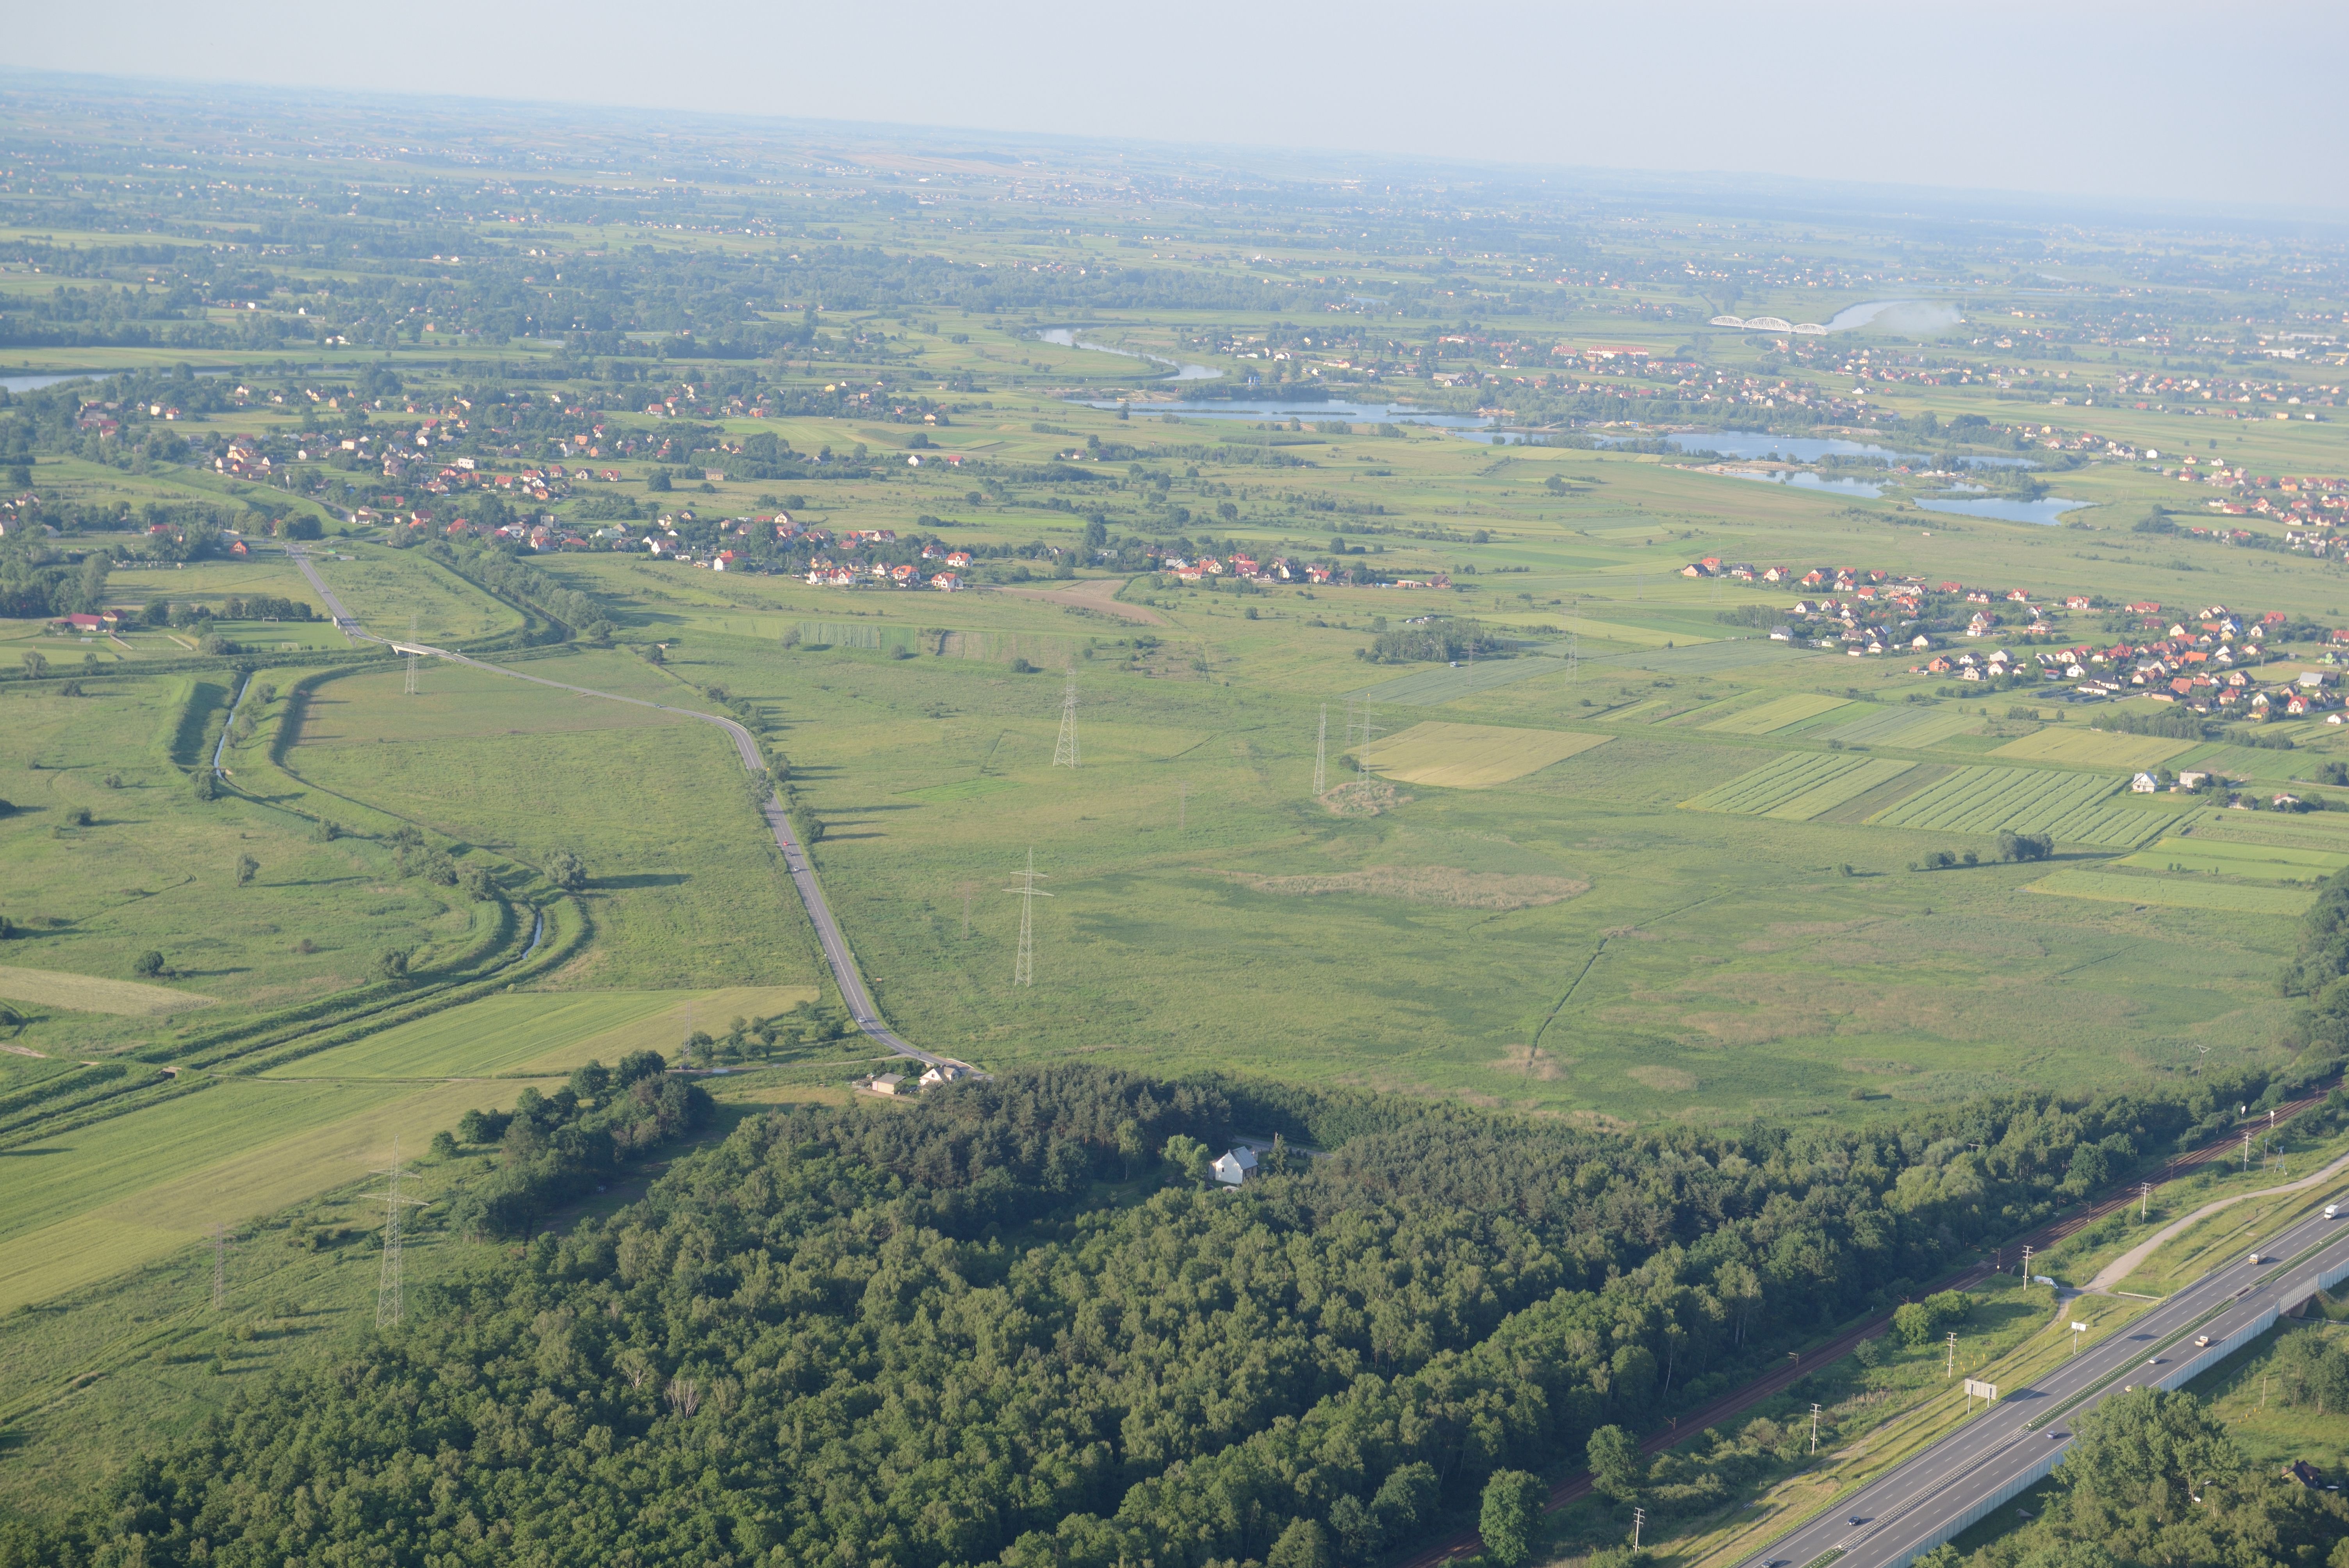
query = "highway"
xmin=1742 ymin=1198 xmax=2349 ymax=1568
xmin=286 ymin=545 xmax=966 ymax=1075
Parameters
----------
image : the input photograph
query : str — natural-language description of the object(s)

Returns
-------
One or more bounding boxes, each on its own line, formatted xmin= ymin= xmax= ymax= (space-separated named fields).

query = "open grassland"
xmin=0 ymin=965 xmax=212 ymax=1016
xmin=1868 ymin=764 xmax=2171 ymax=846
xmin=0 ymin=677 xmax=479 ymax=1055
xmin=292 ymin=659 xmax=688 ymax=745
xmin=1358 ymin=720 xmax=1608 ymax=788
xmin=614 ymin=618 xmax=2308 ymax=1123
xmin=288 ymin=665 xmax=823 ymax=991
xmin=1701 ymin=691 xmax=1850 ymax=735
xmin=1354 ymin=650 xmax=1571 ymax=705
xmin=309 ymin=545 xmax=522 ymax=645
xmin=2028 ymin=869 xmax=2320 ymax=915
xmin=1989 ymin=725 xmax=2201 ymax=769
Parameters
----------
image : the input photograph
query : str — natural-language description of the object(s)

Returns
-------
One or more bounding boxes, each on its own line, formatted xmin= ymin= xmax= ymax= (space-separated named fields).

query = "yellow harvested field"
xmin=1702 ymin=692 xmax=1850 ymax=735
xmin=0 ymin=964 xmax=214 ymax=1017
xmin=1988 ymin=727 xmax=2199 ymax=769
xmin=1359 ymin=721 xmax=1609 ymax=788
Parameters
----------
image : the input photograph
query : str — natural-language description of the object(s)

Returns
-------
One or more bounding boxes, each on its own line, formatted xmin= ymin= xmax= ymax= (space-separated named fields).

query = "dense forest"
xmin=2 ymin=1060 xmax=2338 ymax=1568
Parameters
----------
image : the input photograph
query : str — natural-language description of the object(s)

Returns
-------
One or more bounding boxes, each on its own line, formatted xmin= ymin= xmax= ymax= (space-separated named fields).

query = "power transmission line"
xmin=1004 ymin=849 xmax=1051 ymax=986
xmin=1313 ymin=703 xmax=1327 ymax=796
xmin=1052 ymin=665 xmax=1080 ymax=768
xmin=367 ymin=1139 xmax=428 ymax=1328
xmin=404 ymin=650 xmax=420 ymax=696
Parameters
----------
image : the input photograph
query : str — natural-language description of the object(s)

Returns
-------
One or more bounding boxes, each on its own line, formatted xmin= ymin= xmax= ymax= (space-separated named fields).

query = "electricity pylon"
xmin=368 ymin=1139 xmax=428 ymax=1328
xmin=1313 ymin=703 xmax=1327 ymax=796
xmin=1052 ymin=665 xmax=1079 ymax=768
xmin=404 ymin=613 xmax=420 ymax=696
xmin=1005 ymin=849 xmax=1050 ymax=986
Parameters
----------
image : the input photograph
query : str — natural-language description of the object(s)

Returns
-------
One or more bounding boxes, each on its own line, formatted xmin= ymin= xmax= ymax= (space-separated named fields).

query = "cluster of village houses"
xmin=1689 ymin=555 xmax=2349 ymax=718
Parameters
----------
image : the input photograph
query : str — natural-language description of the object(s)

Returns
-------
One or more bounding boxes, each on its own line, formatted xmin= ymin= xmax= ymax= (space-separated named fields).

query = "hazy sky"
xmin=9 ymin=0 xmax=2345 ymax=213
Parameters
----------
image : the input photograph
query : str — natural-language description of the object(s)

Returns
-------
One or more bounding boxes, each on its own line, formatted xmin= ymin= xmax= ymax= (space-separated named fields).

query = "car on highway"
xmin=2195 ymin=1334 xmax=2212 ymax=1347
xmin=1847 ymin=1515 xmax=1868 ymax=1526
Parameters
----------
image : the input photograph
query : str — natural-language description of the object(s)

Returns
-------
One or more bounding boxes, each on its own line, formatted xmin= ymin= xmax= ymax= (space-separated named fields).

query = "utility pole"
xmin=1632 ymin=1508 xmax=1645 ymax=1550
xmin=1357 ymin=705 xmax=1379 ymax=782
xmin=369 ymin=1139 xmax=427 ymax=1329
xmin=1005 ymin=849 xmax=1050 ymax=987
xmin=1810 ymin=1403 xmax=1821 ymax=1453
xmin=1053 ymin=665 xmax=1079 ymax=768
xmin=2244 ymin=1132 xmax=2253 ymax=1171
xmin=1946 ymin=1332 xmax=1958 ymax=1379
xmin=2021 ymin=1244 xmax=2033 ymax=1279
xmin=1313 ymin=703 xmax=1327 ymax=796
xmin=2141 ymin=1181 xmax=2152 ymax=1221
xmin=212 ymin=1222 xmax=228 ymax=1311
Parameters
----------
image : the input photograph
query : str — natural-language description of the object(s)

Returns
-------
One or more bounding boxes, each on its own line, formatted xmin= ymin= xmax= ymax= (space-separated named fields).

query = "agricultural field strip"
xmin=1684 ymin=751 xmax=1879 ymax=816
xmin=2116 ymin=837 xmax=2349 ymax=879
xmin=1815 ymin=706 xmax=1983 ymax=747
xmin=1989 ymin=727 xmax=2201 ymax=770
xmin=1357 ymin=721 xmax=1609 ymax=788
xmin=2028 ymin=870 xmax=2319 ymax=915
xmin=1701 ymin=692 xmax=1850 ymax=736
xmin=1867 ymin=765 xmax=2161 ymax=847
xmin=1760 ymin=757 xmax=1918 ymax=821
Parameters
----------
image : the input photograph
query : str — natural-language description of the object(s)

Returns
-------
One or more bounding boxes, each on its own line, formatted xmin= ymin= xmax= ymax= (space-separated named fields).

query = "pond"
xmin=1040 ymin=328 xmax=1221 ymax=381
xmin=1917 ymin=495 xmax=2092 ymax=526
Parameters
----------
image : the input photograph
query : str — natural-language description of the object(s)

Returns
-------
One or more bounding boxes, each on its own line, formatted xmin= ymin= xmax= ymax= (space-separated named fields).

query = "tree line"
xmin=2 ymin=1059 xmax=2338 ymax=1568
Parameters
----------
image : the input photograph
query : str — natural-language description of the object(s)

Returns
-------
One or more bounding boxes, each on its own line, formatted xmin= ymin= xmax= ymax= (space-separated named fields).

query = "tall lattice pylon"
xmin=368 ymin=1139 xmax=428 ymax=1328
xmin=1356 ymin=705 xmax=1380 ymax=782
xmin=1052 ymin=666 xmax=1080 ymax=768
xmin=1004 ymin=848 xmax=1051 ymax=986
xmin=403 ymin=650 xmax=420 ymax=696
xmin=1313 ymin=703 xmax=1328 ymax=796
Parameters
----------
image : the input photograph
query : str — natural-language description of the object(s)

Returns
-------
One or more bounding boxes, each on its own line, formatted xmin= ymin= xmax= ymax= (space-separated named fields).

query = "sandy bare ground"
xmin=989 ymin=576 xmax=1167 ymax=625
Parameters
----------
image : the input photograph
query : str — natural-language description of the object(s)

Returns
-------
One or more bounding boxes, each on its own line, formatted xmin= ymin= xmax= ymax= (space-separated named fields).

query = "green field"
xmin=1990 ymin=726 xmax=2201 ymax=770
xmin=1813 ymin=704 xmax=1983 ymax=747
xmin=1702 ymin=691 xmax=1850 ymax=735
xmin=1868 ymin=764 xmax=2171 ymax=846
xmin=1685 ymin=752 xmax=1916 ymax=820
xmin=2028 ymin=869 xmax=2320 ymax=914
xmin=2117 ymin=837 xmax=2349 ymax=881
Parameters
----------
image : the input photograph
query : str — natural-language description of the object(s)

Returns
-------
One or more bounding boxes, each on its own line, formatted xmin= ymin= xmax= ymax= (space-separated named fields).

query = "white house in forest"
xmin=1211 ymin=1147 xmax=1259 ymax=1187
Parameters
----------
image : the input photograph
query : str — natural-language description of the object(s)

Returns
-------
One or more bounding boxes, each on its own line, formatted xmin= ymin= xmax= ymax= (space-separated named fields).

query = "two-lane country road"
xmin=287 ymin=546 xmax=970 ymax=1075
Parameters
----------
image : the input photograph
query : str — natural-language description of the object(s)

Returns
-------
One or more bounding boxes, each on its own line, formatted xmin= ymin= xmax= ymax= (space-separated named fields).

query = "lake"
xmin=0 ymin=372 xmax=93 ymax=393
xmin=1080 ymin=394 xmax=1493 ymax=429
xmin=1597 ymin=429 xmax=2034 ymax=467
xmin=1040 ymin=328 xmax=1221 ymax=381
xmin=1917 ymin=496 xmax=2091 ymax=526
xmin=1729 ymin=470 xmax=1885 ymax=497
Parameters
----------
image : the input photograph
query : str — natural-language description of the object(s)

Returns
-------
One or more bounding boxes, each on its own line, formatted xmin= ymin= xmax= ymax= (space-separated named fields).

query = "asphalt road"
xmin=287 ymin=547 xmax=961 ymax=1073
xmin=1743 ymin=1201 xmax=2349 ymax=1568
